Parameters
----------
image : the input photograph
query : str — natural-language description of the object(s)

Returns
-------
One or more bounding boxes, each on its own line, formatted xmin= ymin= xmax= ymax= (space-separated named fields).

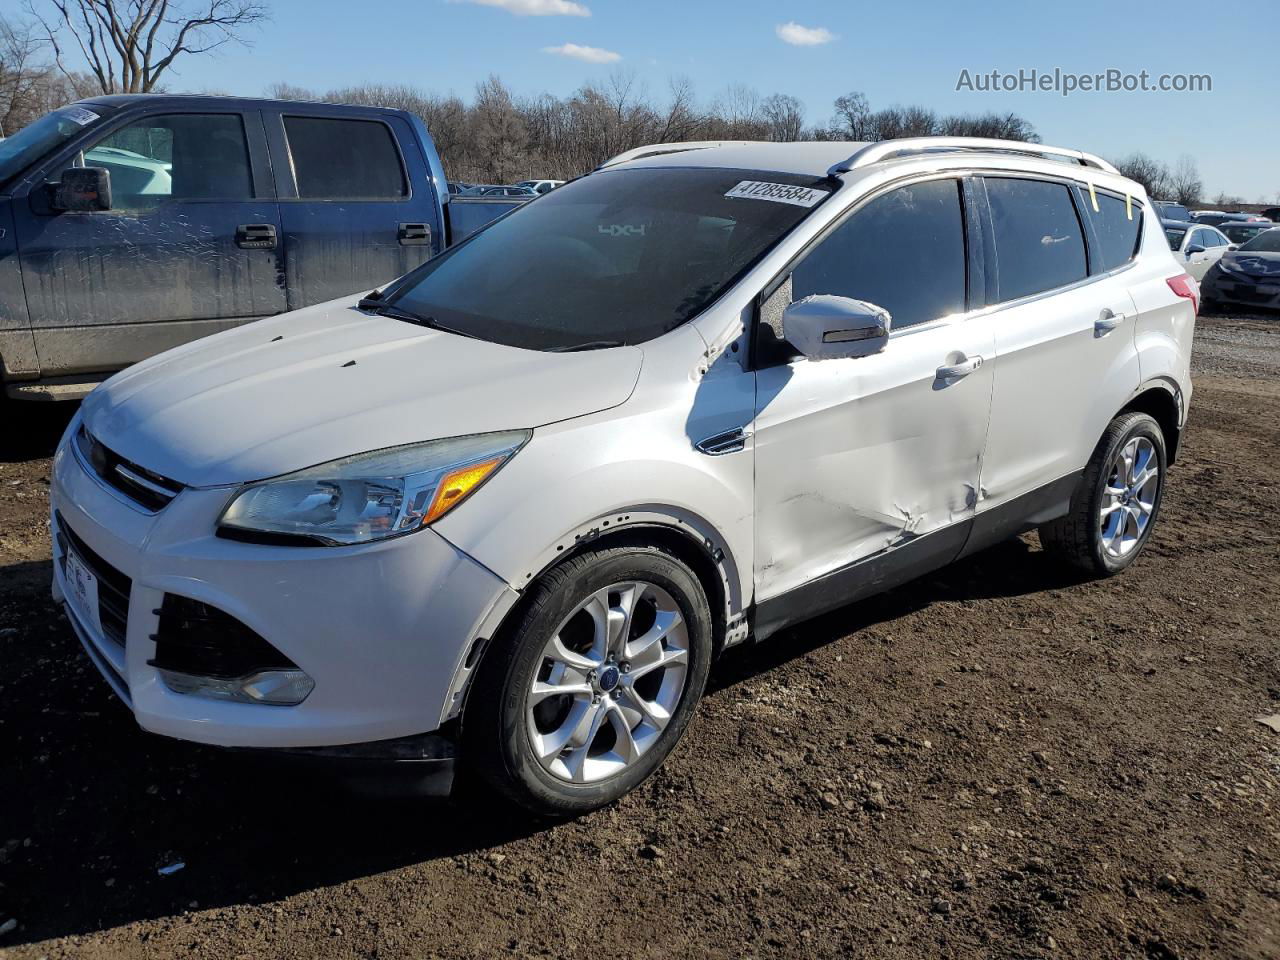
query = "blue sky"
xmin=22 ymin=0 xmax=1279 ymax=200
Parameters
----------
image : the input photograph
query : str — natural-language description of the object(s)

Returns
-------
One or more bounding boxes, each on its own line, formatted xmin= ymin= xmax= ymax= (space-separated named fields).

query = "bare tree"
xmin=28 ymin=0 xmax=268 ymax=95
xmin=761 ymin=93 xmax=804 ymax=142
xmin=1168 ymin=154 xmax=1202 ymax=207
xmin=831 ymin=90 xmax=870 ymax=139
xmin=1113 ymin=153 xmax=1171 ymax=199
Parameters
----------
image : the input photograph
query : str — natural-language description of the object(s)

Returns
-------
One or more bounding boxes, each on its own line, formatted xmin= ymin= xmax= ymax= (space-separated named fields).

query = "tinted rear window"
xmin=986 ymin=177 xmax=1087 ymax=302
xmin=284 ymin=116 xmax=406 ymax=199
xmin=1086 ymin=192 xmax=1143 ymax=272
xmin=792 ymin=178 xmax=967 ymax=329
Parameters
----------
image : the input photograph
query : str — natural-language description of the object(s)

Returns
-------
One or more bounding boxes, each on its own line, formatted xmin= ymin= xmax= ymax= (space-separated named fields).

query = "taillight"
xmin=1167 ymin=273 xmax=1199 ymax=314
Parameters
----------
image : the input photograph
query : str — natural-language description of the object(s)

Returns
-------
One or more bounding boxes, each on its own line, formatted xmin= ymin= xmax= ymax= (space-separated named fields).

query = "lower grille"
xmin=54 ymin=511 xmax=132 ymax=648
xmin=150 ymin=594 xmax=299 ymax=680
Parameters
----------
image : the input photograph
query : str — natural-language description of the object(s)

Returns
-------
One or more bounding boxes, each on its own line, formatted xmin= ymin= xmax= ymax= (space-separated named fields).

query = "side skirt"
xmin=752 ymin=521 xmax=972 ymax=643
xmin=749 ymin=472 xmax=1083 ymax=643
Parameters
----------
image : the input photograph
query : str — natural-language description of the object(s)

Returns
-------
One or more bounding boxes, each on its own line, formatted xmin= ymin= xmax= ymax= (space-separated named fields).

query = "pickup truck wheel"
xmin=464 ymin=541 xmax=712 ymax=815
xmin=1039 ymin=412 xmax=1166 ymax=577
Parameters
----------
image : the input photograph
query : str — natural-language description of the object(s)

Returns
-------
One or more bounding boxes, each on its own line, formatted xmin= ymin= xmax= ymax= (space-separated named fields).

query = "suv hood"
xmin=81 ymin=297 xmax=643 ymax=487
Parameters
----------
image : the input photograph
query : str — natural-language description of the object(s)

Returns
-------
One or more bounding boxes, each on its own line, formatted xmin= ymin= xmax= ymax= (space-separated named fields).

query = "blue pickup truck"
xmin=0 ymin=95 xmax=525 ymax=399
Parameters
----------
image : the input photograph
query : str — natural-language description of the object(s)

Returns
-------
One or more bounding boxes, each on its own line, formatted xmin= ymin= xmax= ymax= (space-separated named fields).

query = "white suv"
xmin=50 ymin=137 xmax=1196 ymax=814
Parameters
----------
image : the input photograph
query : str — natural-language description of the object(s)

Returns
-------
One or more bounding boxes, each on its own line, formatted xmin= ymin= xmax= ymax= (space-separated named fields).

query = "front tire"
xmin=464 ymin=540 xmax=713 ymax=815
xmin=1039 ymin=412 xmax=1167 ymax=576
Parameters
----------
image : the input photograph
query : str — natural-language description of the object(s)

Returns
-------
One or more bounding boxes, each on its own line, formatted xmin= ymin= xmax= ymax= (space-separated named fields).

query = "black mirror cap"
xmin=53 ymin=166 xmax=111 ymax=212
xmin=1184 ymin=244 xmax=1205 ymax=256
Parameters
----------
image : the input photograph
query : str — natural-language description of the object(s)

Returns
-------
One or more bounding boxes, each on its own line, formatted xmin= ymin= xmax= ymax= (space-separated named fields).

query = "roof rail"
xmin=827 ymin=137 xmax=1119 ymax=177
xmin=596 ymin=141 xmax=764 ymax=171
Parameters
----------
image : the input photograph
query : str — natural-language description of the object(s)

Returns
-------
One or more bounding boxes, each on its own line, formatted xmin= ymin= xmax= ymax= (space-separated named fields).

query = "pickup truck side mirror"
xmin=1184 ymin=244 xmax=1205 ymax=256
xmin=782 ymin=294 xmax=891 ymax=361
xmin=1227 ymin=244 xmax=1239 ymax=251
xmin=53 ymin=166 xmax=112 ymax=212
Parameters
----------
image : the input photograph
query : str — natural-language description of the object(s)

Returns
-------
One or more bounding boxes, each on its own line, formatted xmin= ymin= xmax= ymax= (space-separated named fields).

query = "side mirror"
xmin=52 ymin=166 xmax=111 ymax=212
xmin=1184 ymin=244 xmax=1205 ymax=256
xmin=1228 ymin=244 xmax=1239 ymax=251
xmin=782 ymin=294 xmax=891 ymax=361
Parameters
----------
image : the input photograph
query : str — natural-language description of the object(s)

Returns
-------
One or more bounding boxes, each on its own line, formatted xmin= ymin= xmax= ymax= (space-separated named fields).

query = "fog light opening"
xmin=159 ymin=668 xmax=315 ymax=706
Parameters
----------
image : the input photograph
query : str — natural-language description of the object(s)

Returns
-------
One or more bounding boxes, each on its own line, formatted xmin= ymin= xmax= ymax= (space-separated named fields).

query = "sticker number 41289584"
xmin=724 ymin=180 xmax=830 ymax=207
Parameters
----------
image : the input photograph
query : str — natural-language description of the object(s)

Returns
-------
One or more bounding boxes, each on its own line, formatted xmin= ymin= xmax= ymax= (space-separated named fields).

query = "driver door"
xmin=752 ymin=177 xmax=995 ymax=634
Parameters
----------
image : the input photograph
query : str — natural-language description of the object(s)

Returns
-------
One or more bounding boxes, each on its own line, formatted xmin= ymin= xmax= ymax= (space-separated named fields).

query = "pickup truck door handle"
xmin=398 ymin=222 xmax=432 ymax=246
xmin=235 ymin=223 xmax=277 ymax=249
xmin=1095 ymin=309 xmax=1124 ymax=336
xmin=935 ymin=355 xmax=983 ymax=382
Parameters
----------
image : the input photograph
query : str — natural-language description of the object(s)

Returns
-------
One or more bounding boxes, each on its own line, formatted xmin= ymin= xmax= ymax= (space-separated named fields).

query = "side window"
xmin=1205 ymin=230 xmax=1228 ymax=248
xmin=1084 ymin=192 xmax=1143 ymax=272
xmin=1191 ymin=229 xmax=1212 ymax=249
xmin=284 ymin=116 xmax=407 ymax=200
xmin=790 ymin=178 xmax=967 ymax=330
xmin=82 ymin=113 xmax=252 ymax=209
xmin=985 ymin=177 xmax=1087 ymax=302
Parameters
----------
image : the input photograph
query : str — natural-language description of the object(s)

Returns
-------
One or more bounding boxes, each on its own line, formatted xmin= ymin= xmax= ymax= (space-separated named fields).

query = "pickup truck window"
xmin=386 ymin=167 xmax=829 ymax=350
xmin=284 ymin=116 xmax=407 ymax=200
xmin=81 ymin=113 xmax=252 ymax=208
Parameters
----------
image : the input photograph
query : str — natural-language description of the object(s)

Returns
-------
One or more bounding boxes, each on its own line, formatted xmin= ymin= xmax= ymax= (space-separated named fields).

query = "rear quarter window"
xmin=986 ymin=177 xmax=1087 ymax=302
xmin=1085 ymin=191 xmax=1143 ymax=272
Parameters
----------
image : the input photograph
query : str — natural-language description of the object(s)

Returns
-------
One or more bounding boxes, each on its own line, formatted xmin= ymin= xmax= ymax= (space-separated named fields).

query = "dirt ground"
xmin=1 ymin=312 xmax=1278 ymax=960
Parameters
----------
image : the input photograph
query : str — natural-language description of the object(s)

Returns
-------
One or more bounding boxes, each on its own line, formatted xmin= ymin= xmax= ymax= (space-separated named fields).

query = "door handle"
xmin=235 ymin=223 xmax=276 ymax=249
xmin=1095 ymin=309 xmax=1124 ymax=336
xmin=398 ymin=222 xmax=431 ymax=246
xmin=935 ymin=355 xmax=983 ymax=382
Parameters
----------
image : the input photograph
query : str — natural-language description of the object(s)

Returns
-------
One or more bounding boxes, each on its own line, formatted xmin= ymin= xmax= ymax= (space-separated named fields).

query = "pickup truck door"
xmin=12 ymin=108 xmax=285 ymax=377
xmin=262 ymin=110 xmax=442 ymax=309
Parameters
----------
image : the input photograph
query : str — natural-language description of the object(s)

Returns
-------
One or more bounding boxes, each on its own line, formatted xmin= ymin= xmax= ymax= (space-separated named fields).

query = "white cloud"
xmin=542 ymin=42 xmax=621 ymax=64
xmin=456 ymin=0 xmax=590 ymax=15
xmin=775 ymin=21 xmax=835 ymax=46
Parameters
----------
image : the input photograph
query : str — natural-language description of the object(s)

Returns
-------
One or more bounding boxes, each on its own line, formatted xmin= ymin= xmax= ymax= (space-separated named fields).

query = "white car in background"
xmin=1165 ymin=220 xmax=1232 ymax=280
xmin=51 ymin=137 xmax=1196 ymax=815
xmin=515 ymin=179 xmax=564 ymax=195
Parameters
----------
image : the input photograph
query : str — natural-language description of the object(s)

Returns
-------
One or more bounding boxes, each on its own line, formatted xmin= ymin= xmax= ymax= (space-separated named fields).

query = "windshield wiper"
xmin=359 ymin=298 xmax=485 ymax=341
xmin=546 ymin=340 xmax=625 ymax=352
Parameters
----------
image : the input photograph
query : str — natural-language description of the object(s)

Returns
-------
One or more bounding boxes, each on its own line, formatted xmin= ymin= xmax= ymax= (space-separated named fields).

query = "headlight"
xmin=218 ymin=431 xmax=529 ymax=545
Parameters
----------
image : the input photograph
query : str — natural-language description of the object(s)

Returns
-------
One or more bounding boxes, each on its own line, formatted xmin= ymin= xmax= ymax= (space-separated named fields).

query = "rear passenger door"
xmin=973 ymin=176 xmax=1141 ymax=532
xmin=264 ymin=111 xmax=439 ymax=308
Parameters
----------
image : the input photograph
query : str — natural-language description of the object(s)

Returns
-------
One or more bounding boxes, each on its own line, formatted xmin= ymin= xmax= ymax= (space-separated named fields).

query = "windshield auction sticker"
xmin=62 ymin=106 xmax=100 ymax=126
xmin=725 ymin=180 xmax=829 ymax=207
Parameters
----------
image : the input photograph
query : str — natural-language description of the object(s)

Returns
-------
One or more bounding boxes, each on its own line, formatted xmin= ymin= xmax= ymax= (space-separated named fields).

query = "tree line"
xmin=264 ymin=75 xmax=1042 ymax=185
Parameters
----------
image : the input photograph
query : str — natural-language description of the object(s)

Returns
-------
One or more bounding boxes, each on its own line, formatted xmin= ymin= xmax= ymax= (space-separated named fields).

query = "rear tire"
xmin=463 ymin=540 xmax=713 ymax=815
xmin=1039 ymin=412 xmax=1166 ymax=577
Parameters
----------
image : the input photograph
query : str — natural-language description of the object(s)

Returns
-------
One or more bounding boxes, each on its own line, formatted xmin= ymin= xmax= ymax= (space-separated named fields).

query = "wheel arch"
xmin=443 ymin=512 xmax=745 ymax=728
xmin=1120 ymin=380 xmax=1184 ymax=464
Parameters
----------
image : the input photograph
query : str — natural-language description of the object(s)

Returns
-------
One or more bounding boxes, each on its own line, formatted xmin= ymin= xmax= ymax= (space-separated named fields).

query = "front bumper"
xmin=1202 ymin=269 xmax=1280 ymax=309
xmin=49 ymin=421 xmax=518 ymax=750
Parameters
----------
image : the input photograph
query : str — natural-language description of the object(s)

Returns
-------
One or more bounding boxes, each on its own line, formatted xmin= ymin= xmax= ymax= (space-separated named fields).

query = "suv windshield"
xmin=0 ymin=104 xmax=107 ymax=186
xmin=387 ymin=167 xmax=831 ymax=350
xmin=1240 ymin=229 xmax=1280 ymax=253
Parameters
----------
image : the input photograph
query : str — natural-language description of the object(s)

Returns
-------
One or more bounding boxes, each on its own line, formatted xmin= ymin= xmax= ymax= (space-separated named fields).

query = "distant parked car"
xmin=1152 ymin=200 xmax=1191 ymax=222
xmin=1219 ymin=221 xmax=1277 ymax=246
xmin=514 ymin=179 xmax=565 ymax=195
xmin=1201 ymin=227 xmax=1280 ymax=310
xmin=1164 ymin=220 xmax=1232 ymax=279
xmin=479 ymin=185 xmax=537 ymax=198
xmin=447 ymin=181 xmax=476 ymax=195
xmin=1262 ymin=207 xmax=1280 ymax=222
xmin=1193 ymin=211 xmax=1266 ymax=226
